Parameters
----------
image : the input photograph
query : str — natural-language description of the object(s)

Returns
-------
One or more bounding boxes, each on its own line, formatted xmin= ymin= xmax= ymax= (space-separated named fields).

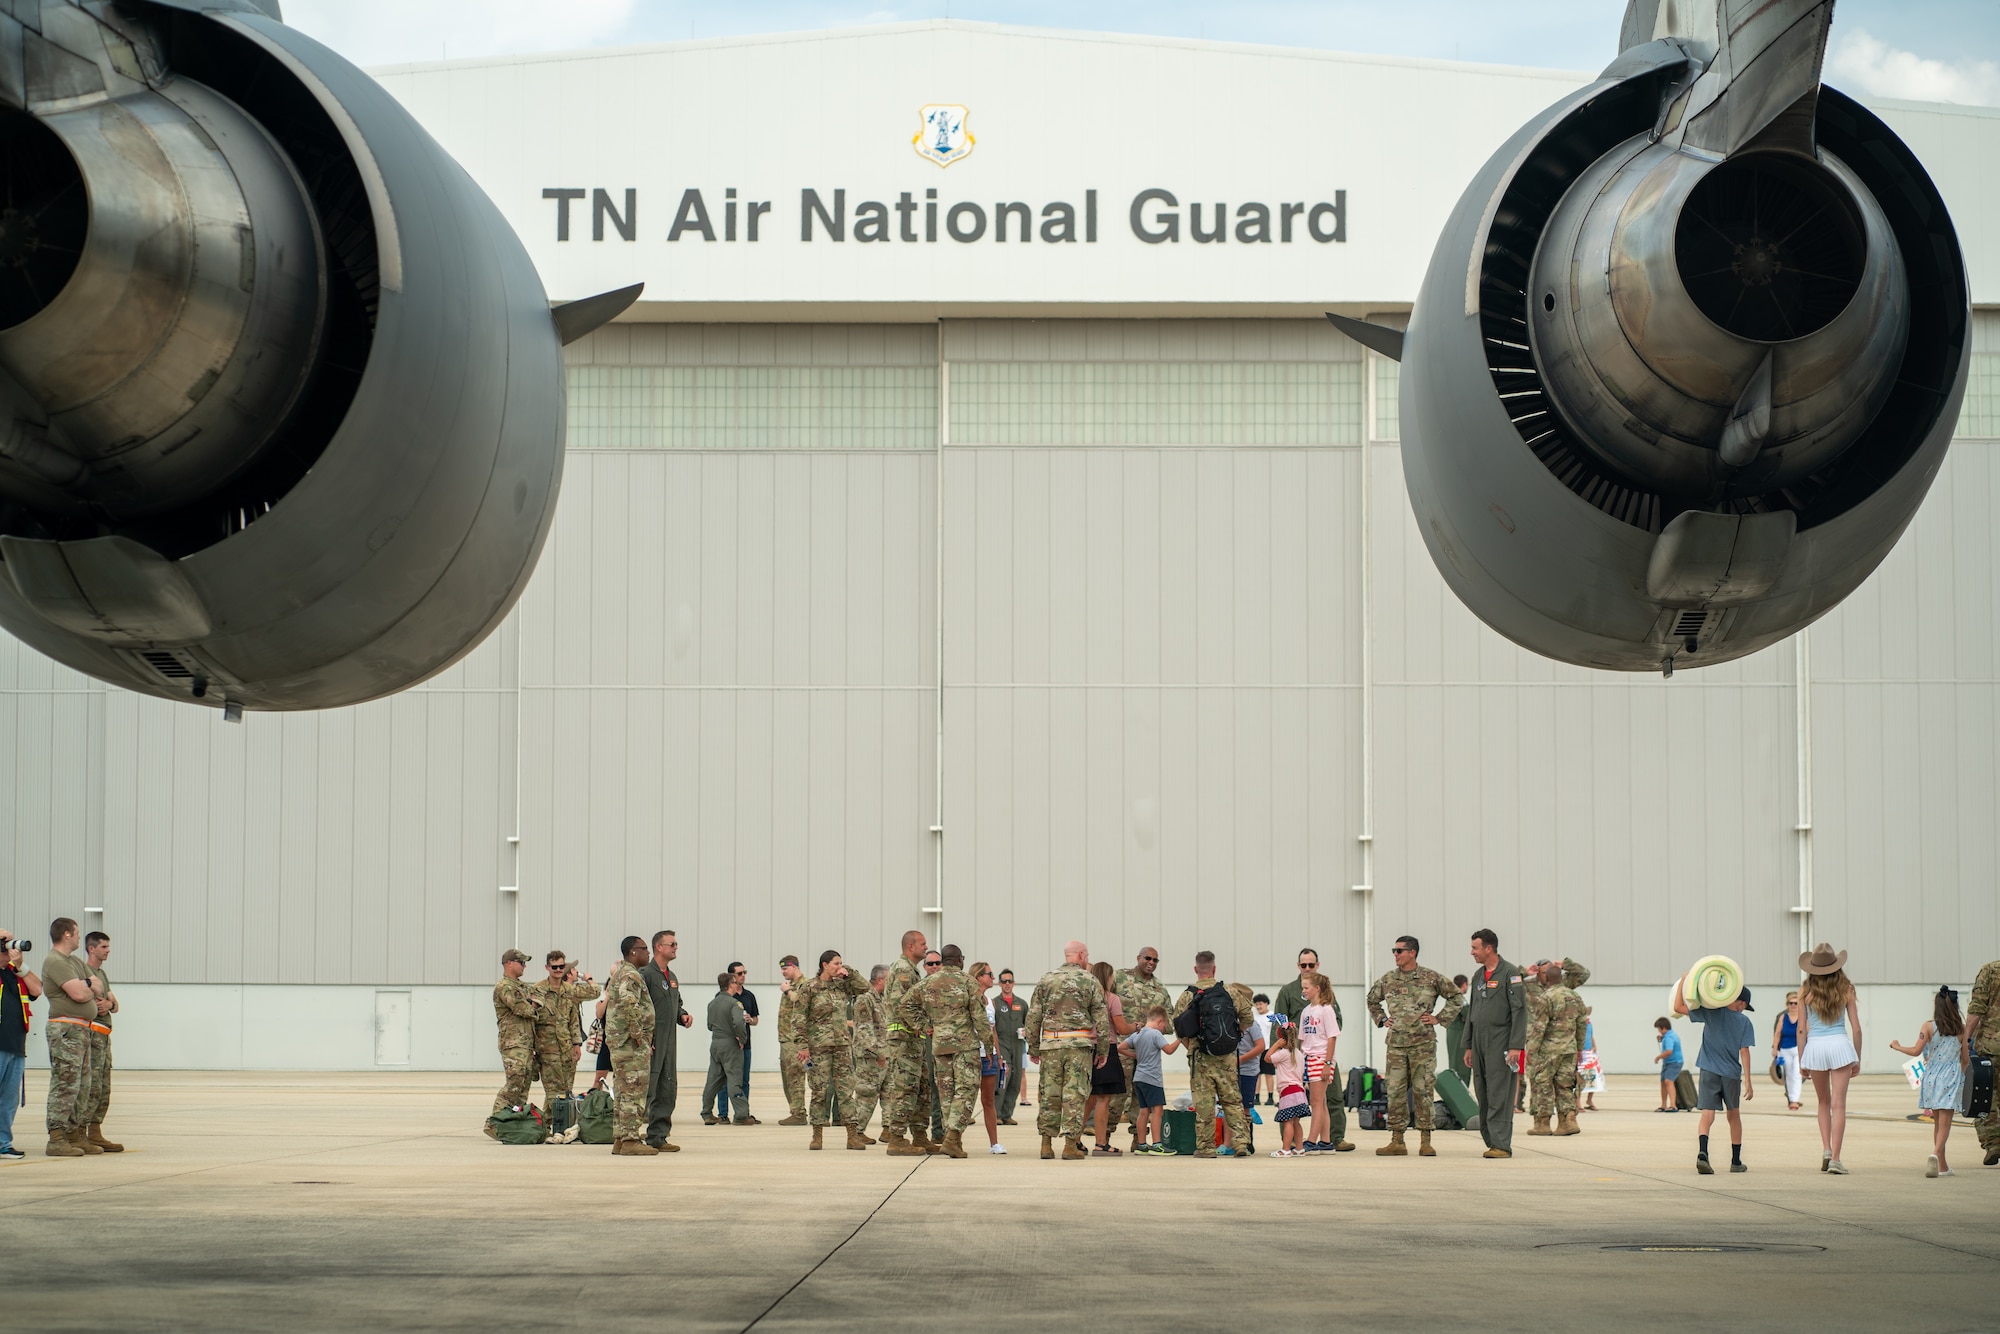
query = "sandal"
xmin=1091 ymin=1144 xmax=1122 ymax=1156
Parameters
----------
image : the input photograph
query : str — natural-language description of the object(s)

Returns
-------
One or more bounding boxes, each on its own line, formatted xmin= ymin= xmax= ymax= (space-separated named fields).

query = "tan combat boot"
xmin=1482 ymin=1147 xmax=1512 ymax=1158
xmin=1062 ymin=1137 xmax=1089 ymax=1160
xmin=809 ymin=1125 xmax=824 ymax=1150
xmin=846 ymin=1125 xmax=870 ymax=1151
xmin=1040 ymin=1136 xmax=1055 ymax=1160
xmin=1376 ymin=1131 xmax=1408 ymax=1156
xmin=940 ymin=1129 xmax=967 ymax=1159
xmin=1557 ymin=1110 xmax=1580 ymax=1136
xmin=1528 ymin=1115 xmax=1553 ymax=1136
xmin=72 ymin=1129 xmax=104 ymax=1155
xmin=778 ymin=1112 xmax=808 ymax=1126
xmin=881 ymin=1127 xmax=913 ymax=1154
xmin=612 ymin=1139 xmax=660 ymax=1156
xmin=1418 ymin=1131 xmax=1436 ymax=1157
xmin=912 ymin=1128 xmax=942 ymax=1155
xmin=86 ymin=1127 xmax=124 ymax=1153
xmin=45 ymin=1133 xmax=83 ymax=1158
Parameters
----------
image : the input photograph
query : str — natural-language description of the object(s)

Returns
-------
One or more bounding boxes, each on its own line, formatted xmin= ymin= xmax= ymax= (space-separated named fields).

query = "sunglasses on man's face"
xmin=1139 ymin=955 xmax=1159 ymax=963
xmin=924 ymin=960 xmax=941 ymax=968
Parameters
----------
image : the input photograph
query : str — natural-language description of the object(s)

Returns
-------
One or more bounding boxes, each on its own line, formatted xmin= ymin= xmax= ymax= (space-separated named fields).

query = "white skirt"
xmin=1800 ymin=1029 xmax=1858 ymax=1071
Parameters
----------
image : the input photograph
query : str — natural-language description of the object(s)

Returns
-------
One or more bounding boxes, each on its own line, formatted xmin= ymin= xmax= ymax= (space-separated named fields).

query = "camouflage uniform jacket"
xmin=1365 ymin=964 xmax=1464 ymax=1049
xmin=883 ymin=955 xmax=925 ymax=1041
xmin=1523 ymin=957 xmax=1591 ymax=1010
xmin=801 ymin=969 xmax=870 ymax=1051
xmin=777 ymin=979 xmax=809 ymax=1045
xmin=899 ymin=964 xmax=992 ymax=1055
xmin=604 ymin=961 xmax=655 ymax=1051
xmin=1526 ymin=982 xmax=1588 ymax=1058
xmin=852 ymin=989 xmax=889 ymax=1059
xmin=1112 ymin=969 xmax=1172 ymax=1031
xmin=493 ymin=976 xmax=543 ymax=1049
xmin=530 ymin=976 xmax=602 ymax=1046
xmin=1968 ymin=960 xmax=2000 ymax=1054
xmin=1024 ymin=962 xmax=1112 ymax=1059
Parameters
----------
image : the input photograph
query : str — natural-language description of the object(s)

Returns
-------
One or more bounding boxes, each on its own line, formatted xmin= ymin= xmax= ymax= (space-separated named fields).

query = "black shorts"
xmin=1090 ymin=1056 xmax=1127 ymax=1096
xmin=595 ymin=1043 xmax=612 ymax=1072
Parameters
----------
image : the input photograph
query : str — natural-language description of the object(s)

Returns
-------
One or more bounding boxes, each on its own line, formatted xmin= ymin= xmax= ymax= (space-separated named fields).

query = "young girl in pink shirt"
xmin=1266 ymin=1021 xmax=1310 ymax=1156
xmin=1298 ymin=972 xmax=1341 ymax=1152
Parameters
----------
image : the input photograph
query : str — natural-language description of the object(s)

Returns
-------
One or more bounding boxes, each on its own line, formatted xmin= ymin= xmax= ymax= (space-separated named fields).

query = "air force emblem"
xmin=913 ymin=104 xmax=974 ymax=167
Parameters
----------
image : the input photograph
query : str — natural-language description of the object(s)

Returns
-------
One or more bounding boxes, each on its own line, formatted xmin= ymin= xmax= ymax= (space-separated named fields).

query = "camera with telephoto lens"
xmin=2 ymin=934 xmax=27 ymax=953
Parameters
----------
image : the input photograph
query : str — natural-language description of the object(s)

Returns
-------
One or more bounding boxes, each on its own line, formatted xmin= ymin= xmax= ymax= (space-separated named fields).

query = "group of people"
xmin=1 ymin=920 xmax=123 ymax=1159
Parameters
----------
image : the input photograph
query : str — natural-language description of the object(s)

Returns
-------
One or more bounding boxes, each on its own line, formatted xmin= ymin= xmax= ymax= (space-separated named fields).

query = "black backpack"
xmin=1174 ymin=983 xmax=1242 ymax=1056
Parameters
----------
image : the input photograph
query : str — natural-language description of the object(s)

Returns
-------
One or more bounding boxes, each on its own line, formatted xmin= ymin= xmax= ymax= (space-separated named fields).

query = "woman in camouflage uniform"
xmin=801 ymin=950 xmax=871 ymax=1150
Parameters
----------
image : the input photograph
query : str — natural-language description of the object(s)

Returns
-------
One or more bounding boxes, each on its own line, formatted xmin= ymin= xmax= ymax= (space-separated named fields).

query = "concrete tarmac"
xmin=0 ymin=1071 xmax=1994 ymax=1332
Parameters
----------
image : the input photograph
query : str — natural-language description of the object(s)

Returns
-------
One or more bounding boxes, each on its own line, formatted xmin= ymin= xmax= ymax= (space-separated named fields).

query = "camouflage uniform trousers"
xmin=1191 ymin=1052 xmax=1251 ymax=1153
xmin=780 ymin=1040 xmax=809 ymax=1118
xmin=534 ymin=1035 xmax=580 ymax=1105
xmin=45 ymin=1023 xmax=95 ymax=1135
xmin=86 ymin=1030 xmax=113 ymax=1127
xmin=933 ymin=1049 xmax=981 ymax=1133
xmin=1383 ymin=1043 xmax=1438 ymax=1132
xmin=610 ymin=1042 xmax=652 ymax=1142
xmin=1528 ymin=1047 xmax=1579 ymax=1121
xmin=1034 ymin=1048 xmax=1096 ymax=1142
xmin=849 ymin=1051 xmax=888 ymax=1131
xmin=491 ymin=1040 xmax=536 ymax=1117
xmin=808 ymin=1048 xmax=858 ymax=1127
xmin=884 ymin=1036 xmax=932 ymax=1133
xmin=1976 ymin=1035 xmax=2000 ymax=1153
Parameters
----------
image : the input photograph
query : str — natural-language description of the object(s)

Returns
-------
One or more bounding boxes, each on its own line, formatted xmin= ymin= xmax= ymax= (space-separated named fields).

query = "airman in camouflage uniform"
xmin=1171 ymin=957 xmax=1257 ymax=1158
xmin=1964 ymin=958 xmax=2000 ymax=1165
xmin=530 ymin=953 xmax=600 ymax=1106
xmin=799 ymin=952 xmax=871 ymax=1150
xmin=605 ymin=938 xmax=658 ymax=1155
xmin=899 ymin=945 xmax=992 ymax=1158
xmin=850 ymin=965 xmax=891 ymax=1142
xmin=1111 ymin=948 xmax=1171 ymax=1147
xmin=1026 ymin=942 xmax=1113 ymax=1160
xmin=776 ymin=956 xmax=810 ymax=1125
xmin=1519 ymin=956 xmax=1589 ymax=1112
xmin=882 ymin=931 xmax=937 ymax=1156
xmin=1364 ymin=934 xmax=1463 ymax=1157
xmin=487 ymin=949 xmax=545 ymax=1135
xmin=1525 ymin=962 xmax=1588 ymax=1136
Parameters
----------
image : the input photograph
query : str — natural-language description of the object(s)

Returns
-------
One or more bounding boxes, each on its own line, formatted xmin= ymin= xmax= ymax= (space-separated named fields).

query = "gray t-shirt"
xmin=1128 ymin=1026 xmax=1170 ymax=1087
xmin=1237 ymin=1024 xmax=1261 ymax=1076
xmin=1689 ymin=1006 xmax=1757 ymax=1080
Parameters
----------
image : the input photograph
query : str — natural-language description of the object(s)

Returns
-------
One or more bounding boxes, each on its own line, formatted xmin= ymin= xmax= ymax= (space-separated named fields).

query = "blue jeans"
xmin=0 ymin=1050 xmax=23 ymax=1150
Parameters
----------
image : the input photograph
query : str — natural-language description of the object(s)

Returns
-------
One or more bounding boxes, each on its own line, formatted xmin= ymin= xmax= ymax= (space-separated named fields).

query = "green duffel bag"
xmin=490 ymin=1104 xmax=547 ymax=1145
xmin=578 ymin=1087 xmax=615 ymax=1144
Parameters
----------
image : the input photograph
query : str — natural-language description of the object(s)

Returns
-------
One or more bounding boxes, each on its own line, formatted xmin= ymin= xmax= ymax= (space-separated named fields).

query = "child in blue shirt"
xmin=1654 ymin=1018 xmax=1685 ymax=1112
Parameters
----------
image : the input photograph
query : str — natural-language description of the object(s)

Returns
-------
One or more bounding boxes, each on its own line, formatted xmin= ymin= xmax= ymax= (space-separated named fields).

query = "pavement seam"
xmin=737 ymin=1155 xmax=930 ymax=1332
xmin=1511 ymin=1139 xmax=2000 ymax=1264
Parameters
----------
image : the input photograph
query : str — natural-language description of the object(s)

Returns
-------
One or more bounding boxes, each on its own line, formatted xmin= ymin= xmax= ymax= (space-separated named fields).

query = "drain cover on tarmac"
xmin=1537 ymin=1242 xmax=1825 ymax=1254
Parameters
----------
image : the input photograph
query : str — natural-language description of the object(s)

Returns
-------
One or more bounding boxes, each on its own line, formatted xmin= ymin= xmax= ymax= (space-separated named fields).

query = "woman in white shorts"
xmin=1797 ymin=943 xmax=1862 ymax=1174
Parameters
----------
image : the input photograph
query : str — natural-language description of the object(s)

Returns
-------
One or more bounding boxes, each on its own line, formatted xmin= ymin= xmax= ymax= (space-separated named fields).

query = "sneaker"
xmin=1249 ymin=1109 xmax=1263 ymax=1126
xmin=1729 ymin=1160 xmax=1747 ymax=1173
xmin=1926 ymin=1155 xmax=1939 ymax=1178
xmin=1939 ymin=1168 xmax=1956 ymax=1176
xmin=989 ymin=1142 xmax=1008 ymax=1155
xmin=1827 ymin=1160 xmax=1849 ymax=1175
xmin=1822 ymin=1150 xmax=1832 ymax=1172
xmin=1217 ymin=1146 xmax=1236 ymax=1157
xmin=1696 ymin=1151 xmax=1714 ymax=1175
xmin=0 ymin=1146 xmax=21 ymax=1160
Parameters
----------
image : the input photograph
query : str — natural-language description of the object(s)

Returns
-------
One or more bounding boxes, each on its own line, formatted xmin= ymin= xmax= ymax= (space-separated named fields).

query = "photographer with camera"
xmin=40 ymin=918 xmax=103 ymax=1158
xmin=1 ymin=929 xmax=43 ymax=1161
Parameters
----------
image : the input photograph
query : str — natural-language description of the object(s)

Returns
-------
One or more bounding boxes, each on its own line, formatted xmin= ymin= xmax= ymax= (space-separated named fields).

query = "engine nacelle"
xmin=0 ymin=0 xmax=636 ymax=711
xmin=1338 ymin=0 xmax=1968 ymax=673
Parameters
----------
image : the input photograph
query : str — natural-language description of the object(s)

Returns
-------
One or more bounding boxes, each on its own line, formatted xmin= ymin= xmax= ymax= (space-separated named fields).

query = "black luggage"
xmin=1343 ymin=1066 xmax=1378 ymax=1109
xmin=547 ymin=1093 xmax=586 ymax=1138
xmin=1966 ymin=1055 xmax=1994 ymax=1117
xmin=1675 ymin=1069 xmax=1699 ymax=1111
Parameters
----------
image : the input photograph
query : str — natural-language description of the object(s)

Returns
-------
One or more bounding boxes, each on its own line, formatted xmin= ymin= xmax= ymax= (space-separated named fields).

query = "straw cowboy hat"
xmin=1799 ymin=942 xmax=1847 ymax=975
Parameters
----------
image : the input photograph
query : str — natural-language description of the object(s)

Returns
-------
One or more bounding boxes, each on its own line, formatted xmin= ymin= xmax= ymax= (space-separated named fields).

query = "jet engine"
xmin=0 ymin=0 xmax=636 ymax=711
xmin=1332 ymin=0 xmax=1968 ymax=673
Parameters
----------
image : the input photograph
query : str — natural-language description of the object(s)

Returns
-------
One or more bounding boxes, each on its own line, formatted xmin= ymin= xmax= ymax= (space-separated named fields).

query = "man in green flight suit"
xmin=1274 ymin=946 xmax=1352 ymax=1151
xmin=1461 ymin=927 xmax=1527 ymax=1158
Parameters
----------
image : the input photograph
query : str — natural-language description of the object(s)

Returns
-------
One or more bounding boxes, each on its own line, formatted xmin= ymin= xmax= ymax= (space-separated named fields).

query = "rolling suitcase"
xmin=1675 ymin=1069 xmax=1699 ymax=1111
xmin=1966 ymin=1055 xmax=1994 ymax=1117
xmin=1436 ymin=1068 xmax=1479 ymax=1128
xmin=1343 ymin=1066 xmax=1378 ymax=1109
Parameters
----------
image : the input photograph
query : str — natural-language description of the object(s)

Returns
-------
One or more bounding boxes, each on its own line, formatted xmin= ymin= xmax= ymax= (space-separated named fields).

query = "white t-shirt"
xmin=1252 ymin=1011 xmax=1273 ymax=1048
xmin=1300 ymin=1004 xmax=1340 ymax=1060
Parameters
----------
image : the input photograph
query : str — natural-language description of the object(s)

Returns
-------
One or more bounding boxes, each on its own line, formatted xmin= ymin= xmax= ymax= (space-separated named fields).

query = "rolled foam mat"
xmin=1681 ymin=954 xmax=1744 ymax=1010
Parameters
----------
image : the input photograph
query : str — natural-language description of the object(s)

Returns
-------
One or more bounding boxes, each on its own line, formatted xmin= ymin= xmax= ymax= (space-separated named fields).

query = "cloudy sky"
xmin=280 ymin=0 xmax=2000 ymax=105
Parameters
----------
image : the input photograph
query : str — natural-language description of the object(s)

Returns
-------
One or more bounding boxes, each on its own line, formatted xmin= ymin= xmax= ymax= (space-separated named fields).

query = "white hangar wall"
xmin=3 ymin=24 xmax=1999 ymax=1073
